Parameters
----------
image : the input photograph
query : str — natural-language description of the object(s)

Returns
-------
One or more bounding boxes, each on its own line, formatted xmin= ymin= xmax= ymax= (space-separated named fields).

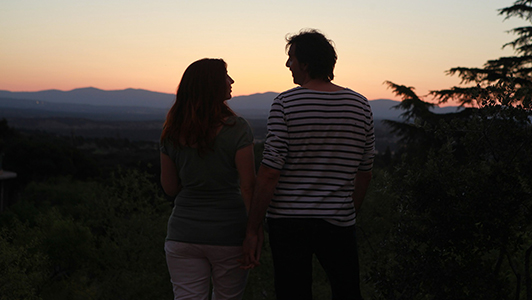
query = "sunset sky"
xmin=1 ymin=0 xmax=523 ymax=104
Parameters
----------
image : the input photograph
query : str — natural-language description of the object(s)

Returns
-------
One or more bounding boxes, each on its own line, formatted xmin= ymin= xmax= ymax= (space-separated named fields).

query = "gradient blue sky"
xmin=1 ymin=0 xmax=523 ymax=104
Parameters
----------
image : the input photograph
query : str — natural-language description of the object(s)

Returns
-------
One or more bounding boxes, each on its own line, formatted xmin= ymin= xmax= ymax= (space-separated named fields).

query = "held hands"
xmin=240 ymin=225 xmax=264 ymax=270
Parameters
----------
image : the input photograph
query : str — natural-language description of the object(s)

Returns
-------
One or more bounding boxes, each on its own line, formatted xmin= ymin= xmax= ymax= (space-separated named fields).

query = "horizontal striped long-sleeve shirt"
xmin=262 ymin=87 xmax=375 ymax=226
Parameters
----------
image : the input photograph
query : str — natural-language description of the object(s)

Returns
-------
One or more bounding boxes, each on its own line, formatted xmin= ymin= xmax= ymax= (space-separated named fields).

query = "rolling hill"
xmin=0 ymin=87 xmax=461 ymax=121
xmin=0 ymin=88 xmax=462 ymax=150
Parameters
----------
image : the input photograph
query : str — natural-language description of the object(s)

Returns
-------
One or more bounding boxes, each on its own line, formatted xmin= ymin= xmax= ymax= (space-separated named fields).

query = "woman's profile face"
xmin=225 ymin=73 xmax=234 ymax=100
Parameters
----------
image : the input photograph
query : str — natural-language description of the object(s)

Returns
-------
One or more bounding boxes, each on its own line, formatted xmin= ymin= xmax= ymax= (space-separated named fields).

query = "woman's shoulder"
xmin=222 ymin=115 xmax=253 ymax=141
xmin=227 ymin=115 xmax=250 ymax=127
xmin=160 ymin=138 xmax=178 ymax=157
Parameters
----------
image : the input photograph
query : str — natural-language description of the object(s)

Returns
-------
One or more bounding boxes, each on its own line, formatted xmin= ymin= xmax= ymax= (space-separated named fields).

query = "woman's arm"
xmin=160 ymin=152 xmax=181 ymax=196
xmin=235 ymin=144 xmax=256 ymax=212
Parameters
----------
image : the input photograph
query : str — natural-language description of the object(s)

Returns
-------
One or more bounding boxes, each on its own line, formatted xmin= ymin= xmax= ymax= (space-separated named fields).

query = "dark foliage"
xmin=370 ymin=80 xmax=532 ymax=299
xmin=0 ymin=169 xmax=174 ymax=300
xmin=368 ymin=3 xmax=532 ymax=297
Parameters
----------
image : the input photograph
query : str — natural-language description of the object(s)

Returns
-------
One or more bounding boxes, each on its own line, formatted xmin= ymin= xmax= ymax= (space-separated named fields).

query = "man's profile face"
xmin=285 ymin=44 xmax=306 ymax=85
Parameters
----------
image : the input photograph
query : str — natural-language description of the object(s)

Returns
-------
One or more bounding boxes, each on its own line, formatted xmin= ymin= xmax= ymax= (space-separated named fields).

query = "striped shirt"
xmin=262 ymin=87 xmax=375 ymax=226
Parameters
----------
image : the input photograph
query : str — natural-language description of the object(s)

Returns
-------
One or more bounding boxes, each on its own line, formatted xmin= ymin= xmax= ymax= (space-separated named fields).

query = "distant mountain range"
xmin=0 ymin=87 xmax=173 ymax=109
xmin=0 ymin=88 xmax=464 ymax=150
xmin=0 ymin=87 xmax=462 ymax=121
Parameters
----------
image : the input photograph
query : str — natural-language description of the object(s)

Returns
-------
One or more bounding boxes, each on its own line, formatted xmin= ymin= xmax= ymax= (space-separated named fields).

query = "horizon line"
xmin=1 ymin=87 xmax=460 ymax=106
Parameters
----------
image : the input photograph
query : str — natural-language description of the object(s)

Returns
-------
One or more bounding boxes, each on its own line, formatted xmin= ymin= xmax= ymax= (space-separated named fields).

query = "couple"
xmin=160 ymin=29 xmax=375 ymax=300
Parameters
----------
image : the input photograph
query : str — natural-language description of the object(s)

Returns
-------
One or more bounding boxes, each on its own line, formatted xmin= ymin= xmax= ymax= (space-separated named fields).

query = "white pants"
xmin=165 ymin=241 xmax=248 ymax=300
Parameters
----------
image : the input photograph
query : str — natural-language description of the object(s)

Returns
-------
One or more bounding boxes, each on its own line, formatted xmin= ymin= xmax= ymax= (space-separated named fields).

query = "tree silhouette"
xmin=372 ymin=84 xmax=532 ymax=299
xmin=370 ymin=1 xmax=532 ymax=299
xmin=382 ymin=81 xmax=475 ymax=163
xmin=432 ymin=0 xmax=532 ymax=108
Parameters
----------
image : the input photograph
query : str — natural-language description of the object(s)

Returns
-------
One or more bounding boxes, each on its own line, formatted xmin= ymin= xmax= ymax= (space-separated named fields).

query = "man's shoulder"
xmin=336 ymin=87 xmax=368 ymax=101
xmin=277 ymin=86 xmax=305 ymax=98
xmin=277 ymin=87 xmax=369 ymax=102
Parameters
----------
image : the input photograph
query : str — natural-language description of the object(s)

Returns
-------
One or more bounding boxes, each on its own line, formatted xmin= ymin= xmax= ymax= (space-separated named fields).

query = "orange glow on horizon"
xmin=1 ymin=0 xmax=518 ymax=110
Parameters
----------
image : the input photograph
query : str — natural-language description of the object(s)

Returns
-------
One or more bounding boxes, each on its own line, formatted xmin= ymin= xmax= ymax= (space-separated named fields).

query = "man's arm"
xmin=352 ymin=170 xmax=372 ymax=212
xmin=241 ymin=164 xmax=281 ymax=268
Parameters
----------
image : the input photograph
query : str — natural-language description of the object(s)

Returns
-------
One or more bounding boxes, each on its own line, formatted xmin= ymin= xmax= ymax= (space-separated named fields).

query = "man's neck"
xmin=301 ymin=79 xmax=344 ymax=92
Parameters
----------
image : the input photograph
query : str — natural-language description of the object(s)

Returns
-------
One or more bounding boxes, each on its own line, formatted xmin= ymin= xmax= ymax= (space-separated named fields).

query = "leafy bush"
xmin=0 ymin=169 xmax=173 ymax=300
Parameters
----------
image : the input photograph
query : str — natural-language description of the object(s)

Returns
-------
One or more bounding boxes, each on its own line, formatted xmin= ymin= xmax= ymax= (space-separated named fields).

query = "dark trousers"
xmin=267 ymin=218 xmax=363 ymax=300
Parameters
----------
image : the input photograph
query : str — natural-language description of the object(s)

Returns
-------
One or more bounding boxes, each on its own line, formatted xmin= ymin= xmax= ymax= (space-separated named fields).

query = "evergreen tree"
xmin=370 ymin=85 xmax=532 ymax=299
xmin=369 ymin=1 xmax=532 ymax=299
xmin=432 ymin=0 xmax=532 ymax=108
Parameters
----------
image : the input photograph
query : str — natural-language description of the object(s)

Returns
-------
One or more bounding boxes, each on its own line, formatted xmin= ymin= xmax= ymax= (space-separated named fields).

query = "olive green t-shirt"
xmin=160 ymin=116 xmax=254 ymax=246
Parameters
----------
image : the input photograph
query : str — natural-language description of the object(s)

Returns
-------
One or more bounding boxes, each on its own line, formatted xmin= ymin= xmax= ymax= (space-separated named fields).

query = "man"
xmin=243 ymin=29 xmax=375 ymax=300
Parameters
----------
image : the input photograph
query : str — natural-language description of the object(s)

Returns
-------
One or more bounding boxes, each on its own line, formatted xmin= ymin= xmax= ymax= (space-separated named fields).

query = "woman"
xmin=160 ymin=58 xmax=256 ymax=300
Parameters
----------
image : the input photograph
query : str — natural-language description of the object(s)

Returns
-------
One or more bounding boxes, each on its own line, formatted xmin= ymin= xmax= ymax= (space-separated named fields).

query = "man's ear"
xmin=300 ymin=62 xmax=309 ymax=72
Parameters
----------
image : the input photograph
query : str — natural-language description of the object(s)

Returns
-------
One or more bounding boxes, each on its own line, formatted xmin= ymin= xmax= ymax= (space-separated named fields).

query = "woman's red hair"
xmin=161 ymin=58 xmax=235 ymax=154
